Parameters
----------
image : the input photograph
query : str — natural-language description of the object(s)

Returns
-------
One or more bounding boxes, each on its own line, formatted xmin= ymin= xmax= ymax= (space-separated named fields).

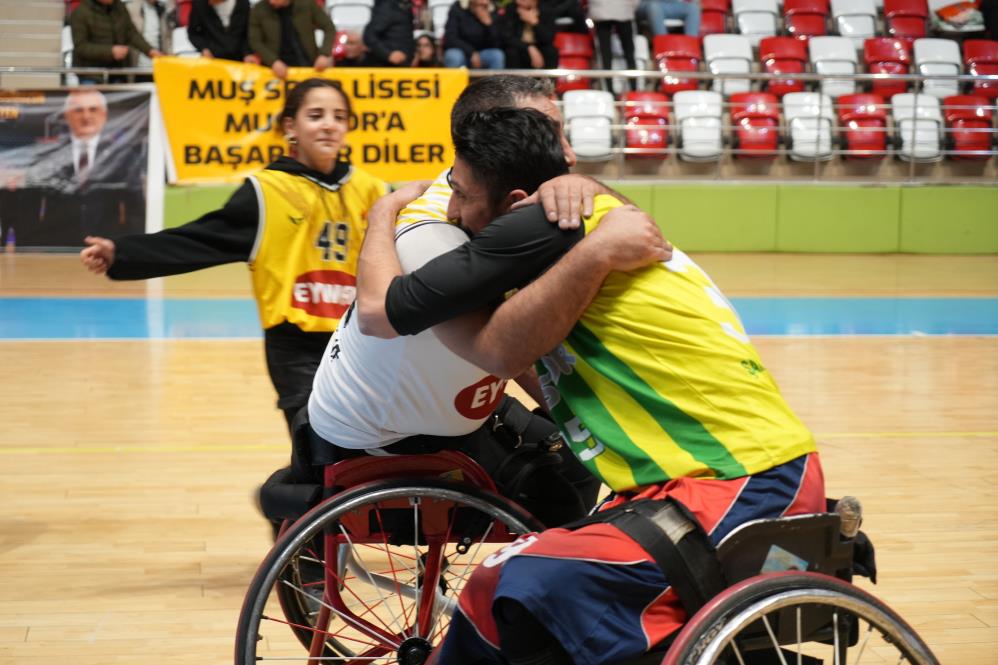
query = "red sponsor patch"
xmin=454 ymin=375 xmax=507 ymax=420
xmin=291 ymin=270 xmax=357 ymax=319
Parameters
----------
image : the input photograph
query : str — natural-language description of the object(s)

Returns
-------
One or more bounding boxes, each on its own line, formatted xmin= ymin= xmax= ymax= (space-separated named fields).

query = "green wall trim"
xmin=163 ymin=182 xmax=998 ymax=254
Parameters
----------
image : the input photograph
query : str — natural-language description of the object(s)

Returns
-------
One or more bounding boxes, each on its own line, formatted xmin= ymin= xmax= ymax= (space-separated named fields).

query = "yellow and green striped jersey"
xmin=537 ymin=196 xmax=817 ymax=492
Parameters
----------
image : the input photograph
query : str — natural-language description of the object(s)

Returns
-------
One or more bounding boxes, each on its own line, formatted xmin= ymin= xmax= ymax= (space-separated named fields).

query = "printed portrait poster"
xmin=0 ymin=88 xmax=153 ymax=248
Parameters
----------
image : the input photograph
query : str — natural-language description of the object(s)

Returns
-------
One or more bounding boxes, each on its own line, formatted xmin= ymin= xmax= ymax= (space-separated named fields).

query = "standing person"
xmin=501 ymin=0 xmax=558 ymax=70
xmin=356 ymin=107 xmax=825 ymax=665
xmin=80 ymin=79 xmax=388 ymax=437
xmin=443 ymin=0 xmax=506 ymax=69
xmin=248 ymin=0 xmax=337 ymax=80
xmin=188 ymin=0 xmax=258 ymax=63
xmin=362 ymin=0 xmax=416 ymax=66
xmin=69 ymin=0 xmax=164 ymax=83
xmin=639 ymin=0 xmax=701 ymax=37
xmin=126 ymin=0 xmax=172 ymax=67
xmin=589 ymin=0 xmax=640 ymax=91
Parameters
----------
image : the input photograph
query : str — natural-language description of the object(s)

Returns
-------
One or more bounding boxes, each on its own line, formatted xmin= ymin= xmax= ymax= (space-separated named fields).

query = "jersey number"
xmin=316 ymin=222 xmax=349 ymax=262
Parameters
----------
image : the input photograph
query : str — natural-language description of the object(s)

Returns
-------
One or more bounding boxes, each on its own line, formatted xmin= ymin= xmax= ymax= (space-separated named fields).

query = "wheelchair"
xmin=234 ymin=449 xmax=940 ymax=665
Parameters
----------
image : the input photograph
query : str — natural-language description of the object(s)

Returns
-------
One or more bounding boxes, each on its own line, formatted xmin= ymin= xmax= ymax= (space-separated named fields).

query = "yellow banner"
xmin=153 ymin=57 xmax=468 ymax=184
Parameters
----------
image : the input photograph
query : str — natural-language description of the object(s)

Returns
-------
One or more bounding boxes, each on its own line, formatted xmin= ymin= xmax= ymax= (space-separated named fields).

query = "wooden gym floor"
xmin=0 ymin=253 xmax=996 ymax=664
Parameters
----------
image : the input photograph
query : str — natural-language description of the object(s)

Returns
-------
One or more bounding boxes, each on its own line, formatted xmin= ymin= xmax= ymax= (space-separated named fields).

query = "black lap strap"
xmin=566 ymin=499 xmax=727 ymax=618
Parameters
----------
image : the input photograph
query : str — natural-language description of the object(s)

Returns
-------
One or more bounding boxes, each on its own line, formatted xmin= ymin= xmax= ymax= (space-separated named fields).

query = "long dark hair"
xmin=278 ymin=78 xmax=353 ymax=129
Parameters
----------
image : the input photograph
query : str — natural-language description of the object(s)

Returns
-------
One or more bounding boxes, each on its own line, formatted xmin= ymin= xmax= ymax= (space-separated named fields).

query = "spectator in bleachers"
xmin=638 ymin=0 xmax=700 ymax=37
xmin=501 ymin=0 xmax=558 ymax=69
xmin=443 ymin=0 xmax=506 ymax=69
xmin=542 ymin=0 xmax=588 ymax=33
xmin=983 ymin=0 xmax=997 ymax=39
xmin=363 ymin=0 xmax=416 ymax=66
xmin=248 ymin=0 xmax=336 ymax=79
xmin=412 ymin=32 xmax=443 ymax=65
xmin=590 ymin=0 xmax=639 ymax=91
xmin=335 ymin=30 xmax=370 ymax=66
xmin=126 ymin=0 xmax=172 ymax=67
xmin=188 ymin=0 xmax=257 ymax=62
xmin=70 ymin=0 xmax=164 ymax=82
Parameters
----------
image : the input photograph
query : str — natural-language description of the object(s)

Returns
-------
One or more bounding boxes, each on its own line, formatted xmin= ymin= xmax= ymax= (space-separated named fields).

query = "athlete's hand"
xmin=368 ymin=180 xmax=432 ymax=226
xmin=588 ymin=205 xmax=672 ymax=272
xmin=511 ymin=174 xmax=600 ymax=230
xmin=80 ymin=236 xmax=116 ymax=276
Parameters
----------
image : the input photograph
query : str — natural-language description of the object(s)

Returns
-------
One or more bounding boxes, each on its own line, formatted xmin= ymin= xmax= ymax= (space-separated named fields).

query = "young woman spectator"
xmin=442 ymin=0 xmax=506 ymax=69
xmin=411 ymin=32 xmax=442 ymax=66
xmin=589 ymin=0 xmax=640 ymax=91
xmin=500 ymin=0 xmax=557 ymax=69
xmin=79 ymin=79 xmax=388 ymax=436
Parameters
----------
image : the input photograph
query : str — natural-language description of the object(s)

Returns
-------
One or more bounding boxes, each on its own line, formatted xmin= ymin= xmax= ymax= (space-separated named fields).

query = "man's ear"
xmin=504 ymin=189 xmax=529 ymax=210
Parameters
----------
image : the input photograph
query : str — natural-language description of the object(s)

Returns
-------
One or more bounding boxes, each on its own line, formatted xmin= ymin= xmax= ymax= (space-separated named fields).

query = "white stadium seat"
xmin=913 ymin=38 xmax=962 ymax=99
xmin=171 ymin=26 xmax=199 ymax=57
xmin=809 ymin=36 xmax=859 ymax=98
xmin=429 ymin=0 xmax=453 ymax=38
xmin=330 ymin=2 xmax=372 ymax=31
xmin=891 ymin=92 xmax=943 ymax=161
xmin=783 ymin=92 xmax=835 ymax=160
xmin=731 ymin=0 xmax=779 ymax=47
xmin=703 ymin=34 xmax=754 ymax=95
xmin=830 ymin=0 xmax=877 ymax=47
xmin=609 ymin=33 xmax=651 ymax=95
xmin=562 ymin=90 xmax=616 ymax=160
xmin=673 ymin=90 xmax=724 ymax=161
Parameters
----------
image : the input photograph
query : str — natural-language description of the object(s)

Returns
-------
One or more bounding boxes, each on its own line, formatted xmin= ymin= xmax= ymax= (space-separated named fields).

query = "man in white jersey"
xmin=261 ymin=75 xmax=653 ymax=528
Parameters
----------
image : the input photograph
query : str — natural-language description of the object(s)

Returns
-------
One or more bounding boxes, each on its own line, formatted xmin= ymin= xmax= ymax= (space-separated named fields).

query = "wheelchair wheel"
xmin=662 ymin=571 xmax=940 ymax=665
xmin=235 ymin=477 xmax=542 ymax=665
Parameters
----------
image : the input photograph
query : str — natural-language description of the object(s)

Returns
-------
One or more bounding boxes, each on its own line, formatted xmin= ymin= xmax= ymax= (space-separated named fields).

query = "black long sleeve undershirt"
xmin=385 ymin=203 xmax=585 ymax=336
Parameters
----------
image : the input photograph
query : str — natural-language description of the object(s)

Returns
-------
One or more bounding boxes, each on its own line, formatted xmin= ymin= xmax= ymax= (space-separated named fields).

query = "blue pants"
xmin=640 ymin=0 xmax=701 ymax=36
xmin=443 ymin=47 xmax=505 ymax=69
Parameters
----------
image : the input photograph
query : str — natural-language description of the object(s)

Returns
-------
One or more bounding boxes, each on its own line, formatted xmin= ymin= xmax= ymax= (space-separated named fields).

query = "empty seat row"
xmin=562 ymin=89 xmax=995 ymax=163
xmin=653 ymin=35 xmax=998 ymax=100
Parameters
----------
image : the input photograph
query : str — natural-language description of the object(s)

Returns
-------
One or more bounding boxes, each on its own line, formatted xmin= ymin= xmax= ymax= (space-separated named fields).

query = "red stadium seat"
xmin=700 ymin=0 xmax=730 ymax=36
xmin=863 ymin=38 xmax=911 ymax=98
xmin=652 ymin=35 xmax=702 ymax=96
xmin=837 ymin=93 xmax=888 ymax=158
xmin=622 ymin=91 xmax=671 ymax=158
xmin=783 ymin=0 xmax=829 ymax=41
xmin=556 ymin=57 xmax=593 ymax=95
xmin=729 ymin=92 xmax=780 ymax=158
xmin=883 ymin=0 xmax=928 ymax=42
xmin=943 ymin=95 xmax=994 ymax=160
xmin=759 ymin=36 xmax=807 ymax=97
xmin=963 ymin=40 xmax=998 ymax=100
xmin=177 ymin=0 xmax=192 ymax=27
xmin=555 ymin=32 xmax=594 ymax=59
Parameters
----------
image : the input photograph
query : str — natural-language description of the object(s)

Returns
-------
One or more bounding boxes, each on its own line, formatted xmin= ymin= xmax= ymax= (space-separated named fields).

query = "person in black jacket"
xmin=502 ymin=0 xmax=558 ymax=69
xmin=362 ymin=0 xmax=415 ymax=66
xmin=442 ymin=0 xmax=505 ymax=69
xmin=187 ymin=0 xmax=257 ymax=62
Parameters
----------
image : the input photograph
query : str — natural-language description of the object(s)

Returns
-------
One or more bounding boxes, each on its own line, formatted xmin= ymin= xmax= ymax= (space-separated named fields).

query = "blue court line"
xmin=1 ymin=297 xmax=996 ymax=340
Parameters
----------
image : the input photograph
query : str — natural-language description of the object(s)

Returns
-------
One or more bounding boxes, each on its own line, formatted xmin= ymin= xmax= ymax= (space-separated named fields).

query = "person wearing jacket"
xmin=79 ymin=79 xmax=388 ymax=436
xmin=188 ymin=0 xmax=256 ymax=62
xmin=248 ymin=0 xmax=337 ymax=79
xmin=500 ymin=0 xmax=557 ymax=69
xmin=363 ymin=0 xmax=415 ymax=66
xmin=69 ymin=0 xmax=163 ymax=81
xmin=443 ymin=0 xmax=505 ymax=69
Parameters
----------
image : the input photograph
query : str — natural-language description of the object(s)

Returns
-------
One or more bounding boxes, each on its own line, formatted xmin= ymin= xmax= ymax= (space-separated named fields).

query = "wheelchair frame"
xmin=234 ymin=450 xmax=939 ymax=665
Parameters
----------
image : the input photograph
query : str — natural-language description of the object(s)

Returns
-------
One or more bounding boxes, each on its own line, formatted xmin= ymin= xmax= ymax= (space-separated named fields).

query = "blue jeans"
xmin=639 ymin=0 xmax=701 ymax=36
xmin=443 ymin=47 xmax=505 ymax=69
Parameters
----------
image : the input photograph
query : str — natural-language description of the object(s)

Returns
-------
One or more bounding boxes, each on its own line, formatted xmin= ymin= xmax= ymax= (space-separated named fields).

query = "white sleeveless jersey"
xmin=308 ymin=204 xmax=507 ymax=449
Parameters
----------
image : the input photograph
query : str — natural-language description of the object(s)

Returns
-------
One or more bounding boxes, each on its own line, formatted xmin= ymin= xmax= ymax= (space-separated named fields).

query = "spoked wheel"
xmin=662 ymin=571 xmax=940 ymax=665
xmin=235 ymin=478 xmax=542 ymax=665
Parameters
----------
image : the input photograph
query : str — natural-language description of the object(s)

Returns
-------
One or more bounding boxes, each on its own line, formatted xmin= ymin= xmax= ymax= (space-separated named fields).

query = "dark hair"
xmin=278 ymin=78 xmax=352 ymax=130
xmin=450 ymin=75 xmax=555 ymax=127
xmin=453 ymin=107 xmax=568 ymax=208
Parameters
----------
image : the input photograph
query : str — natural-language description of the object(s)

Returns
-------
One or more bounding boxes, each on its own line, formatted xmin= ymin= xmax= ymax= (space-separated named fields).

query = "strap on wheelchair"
xmin=564 ymin=498 xmax=727 ymax=618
